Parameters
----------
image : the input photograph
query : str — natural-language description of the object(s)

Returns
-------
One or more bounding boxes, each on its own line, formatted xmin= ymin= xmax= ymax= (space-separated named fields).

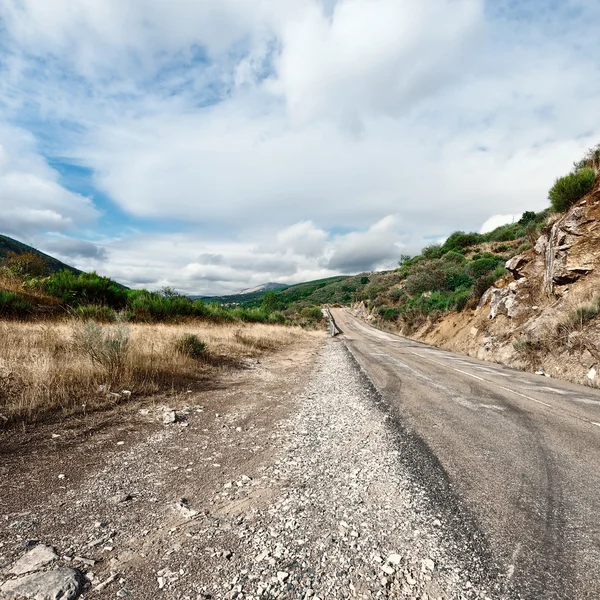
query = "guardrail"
xmin=323 ymin=306 xmax=342 ymax=338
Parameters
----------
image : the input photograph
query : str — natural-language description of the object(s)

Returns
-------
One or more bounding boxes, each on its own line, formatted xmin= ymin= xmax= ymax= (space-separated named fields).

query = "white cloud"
xmin=0 ymin=0 xmax=599 ymax=292
xmin=270 ymin=0 xmax=482 ymax=126
xmin=0 ymin=124 xmax=97 ymax=238
xmin=480 ymin=214 xmax=522 ymax=235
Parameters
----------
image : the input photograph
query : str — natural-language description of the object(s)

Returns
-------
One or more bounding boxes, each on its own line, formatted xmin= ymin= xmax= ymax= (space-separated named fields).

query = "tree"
xmin=397 ymin=255 xmax=411 ymax=267
xmin=3 ymin=251 xmax=48 ymax=278
xmin=261 ymin=290 xmax=280 ymax=313
xmin=519 ymin=211 xmax=537 ymax=225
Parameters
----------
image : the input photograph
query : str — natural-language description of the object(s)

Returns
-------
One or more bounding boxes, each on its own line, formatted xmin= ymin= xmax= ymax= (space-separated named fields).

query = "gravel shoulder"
xmin=1 ymin=338 xmax=503 ymax=600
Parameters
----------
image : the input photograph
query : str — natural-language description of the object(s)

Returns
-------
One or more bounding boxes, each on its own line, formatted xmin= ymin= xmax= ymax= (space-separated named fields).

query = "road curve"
xmin=331 ymin=308 xmax=600 ymax=600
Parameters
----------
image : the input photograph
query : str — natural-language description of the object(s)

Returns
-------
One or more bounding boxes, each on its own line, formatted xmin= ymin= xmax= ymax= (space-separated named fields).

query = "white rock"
xmin=277 ymin=571 xmax=289 ymax=583
xmin=10 ymin=545 xmax=58 ymax=575
xmin=423 ymin=558 xmax=435 ymax=571
xmin=162 ymin=410 xmax=177 ymax=425
xmin=387 ymin=553 xmax=402 ymax=566
xmin=0 ymin=568 xmax=81 ymax=600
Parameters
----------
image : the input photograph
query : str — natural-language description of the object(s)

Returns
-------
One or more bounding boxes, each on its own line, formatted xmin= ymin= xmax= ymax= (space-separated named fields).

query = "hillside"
xmin=0 ymin=234 xmax=81 ymax=275
xmin=347 ymin=147 xmax=600 ymax=388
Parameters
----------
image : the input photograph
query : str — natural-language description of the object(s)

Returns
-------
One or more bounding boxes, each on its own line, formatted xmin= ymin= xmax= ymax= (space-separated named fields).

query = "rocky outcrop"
xmin=0 ymin=568 xmax=82 ymax=600
xmin=540 ymin=203 xmax=599 ymax=292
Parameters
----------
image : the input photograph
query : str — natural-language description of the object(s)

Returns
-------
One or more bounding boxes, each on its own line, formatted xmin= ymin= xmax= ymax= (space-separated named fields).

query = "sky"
xmin=0 ymin=0 xmax=599 ymax=295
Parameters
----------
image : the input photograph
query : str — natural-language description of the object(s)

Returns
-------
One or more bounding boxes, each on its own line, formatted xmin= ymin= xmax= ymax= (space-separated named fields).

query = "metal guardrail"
xmin=323 ymin=306 xmax=342 ymax=337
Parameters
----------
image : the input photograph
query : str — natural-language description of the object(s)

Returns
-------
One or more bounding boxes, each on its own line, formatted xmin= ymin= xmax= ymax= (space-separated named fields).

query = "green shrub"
xmin=444 ymin=267 xmax=474 ymax=291
xmin=44 ymin=270 xmax=128 ymax=308
xmin=72 ymin=321 xmax=130 ymax=380
xmin=549 ymin=167 xmax=595 ymax=212
xmin=388 ymin=287 xmax=406 ymax=301
xmin=422 ymin=244 xmax=443 ymax=259
xmin=442 ymin=231 xmax=483 ymax=252
xmin=268 ymin=311 xmax=286 ymax=324
xmin=378 ymin=307 xmax=400 ymax=321
xmin=231 ymin=307 xmax=270 ymax=323
xmin=174 ymin=334 xmax=207 ymax=359
xmin=71 ymin=304 xmax=117 ymax=322
xmin=468 ymin=257 xmax=501 ymax=278
xmin=453 ymin=289 xmax=471 ymax=311
xmin=300 ymin=306 xmax=323 ymax=321
xmin=442 ymin=251 xmax=466 ymax=264
xmin=0 ymin=291 xmax=34 ymax=318
xmin=404 ymin=265 xmax=448 ymax=295
xmin=3 ymin=251 xmax=49 ymax=278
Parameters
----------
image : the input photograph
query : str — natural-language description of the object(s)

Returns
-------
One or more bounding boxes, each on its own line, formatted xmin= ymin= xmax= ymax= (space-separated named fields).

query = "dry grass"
xmin=0 ymin=320 xmax=322 ymax=424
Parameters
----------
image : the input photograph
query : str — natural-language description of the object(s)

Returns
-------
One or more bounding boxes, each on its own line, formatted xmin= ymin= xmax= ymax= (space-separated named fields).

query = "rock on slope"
xmin=414 ymin=185 xmax=600 ymax=386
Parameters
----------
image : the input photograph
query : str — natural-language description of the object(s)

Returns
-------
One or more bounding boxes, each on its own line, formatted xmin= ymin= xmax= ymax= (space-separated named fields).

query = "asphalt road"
xmin=331 ymin=308 xmax=600 ymax=600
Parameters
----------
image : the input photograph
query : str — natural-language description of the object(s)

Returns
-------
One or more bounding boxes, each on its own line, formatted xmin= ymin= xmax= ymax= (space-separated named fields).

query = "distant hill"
xmin=195 ymin=282 xmax=288 ymax=305
xmin=0 ymin=234 xmax=81 ymax=275
xmin=237 ymin=282 xmax=287 ymax=294
xmin=197 ymin=275 xmax=372 ymax=309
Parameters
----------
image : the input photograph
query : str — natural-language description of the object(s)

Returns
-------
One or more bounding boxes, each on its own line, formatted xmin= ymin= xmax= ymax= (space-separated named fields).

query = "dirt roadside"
xmin=1 ymin=334 xmax=498 ymax=600
xmin=0 ymin=336 xmax=321 ymax=599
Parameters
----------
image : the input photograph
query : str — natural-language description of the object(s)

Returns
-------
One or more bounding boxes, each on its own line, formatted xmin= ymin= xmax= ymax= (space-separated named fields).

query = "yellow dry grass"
xmin=0 ymin=320 xmax=322 ymax=424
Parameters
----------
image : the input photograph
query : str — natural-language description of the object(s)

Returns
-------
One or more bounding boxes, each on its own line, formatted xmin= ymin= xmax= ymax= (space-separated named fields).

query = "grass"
xmin=0 ymin=320 xmax=321 ymax=425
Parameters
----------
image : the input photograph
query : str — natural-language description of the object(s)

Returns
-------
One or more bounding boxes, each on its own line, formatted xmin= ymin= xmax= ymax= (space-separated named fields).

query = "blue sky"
xmin=0 ymin=0 xmax=598 ymax=294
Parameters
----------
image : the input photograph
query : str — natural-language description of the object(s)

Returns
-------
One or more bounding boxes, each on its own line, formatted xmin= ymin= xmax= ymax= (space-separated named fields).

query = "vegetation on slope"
xmin=0 ymin=235 xmax=81 ymax=275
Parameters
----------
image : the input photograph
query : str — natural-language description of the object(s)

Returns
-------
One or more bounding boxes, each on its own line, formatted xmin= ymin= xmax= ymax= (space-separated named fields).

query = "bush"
xmin=71 ymin=304 xmax=117 ymax=322
xmin=3 ymin=251 xmax=49 ymax=278
xmin=442 ymin=231 xmax=483 ymax=252
xmin=378 ymin=307 xmax=400 ymax=321
xmin=388 ymin=287 xmax=406 ymax=301
xmin=442 ymin=251 xmax=466 ymax=264
xmin=301 ymin=306 xmax=323 ymax=321
xmin=422 ymin=244 xmax=443 ymax=259
xmin=549 ymin=168 xmax=595 ymax=212
xmin=404 ymin=266 xmax=448 ymax=295
xmin=468 ymin=257 xmax=501 ymax=278
xmin=0 ymin=291 xmax=34 ymax=318
xmin=72 ymin=321 xmax=130 ymax=380
xmin=44 ymin=270 xmax=128 ymax=308
xmin=174 ymin=334 xmax=207 ymax=359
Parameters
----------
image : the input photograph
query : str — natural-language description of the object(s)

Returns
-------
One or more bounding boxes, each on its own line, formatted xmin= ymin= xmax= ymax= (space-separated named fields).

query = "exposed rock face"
xmin=541 ymin=203 xmax=599 ymax=292
xmin=488 ymin=281 xmax=526 ymax=319
xmin=505 ymin=254 xmax=530 ymax=280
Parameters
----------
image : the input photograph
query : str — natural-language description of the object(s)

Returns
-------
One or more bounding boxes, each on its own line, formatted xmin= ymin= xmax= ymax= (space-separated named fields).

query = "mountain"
xmin=194 ymin=282 xmax=288 ymax=305
xmin=0 ymin=234 xmax=81 ymax=275
xmin=236 ymin=282 xmax=288 ymax=294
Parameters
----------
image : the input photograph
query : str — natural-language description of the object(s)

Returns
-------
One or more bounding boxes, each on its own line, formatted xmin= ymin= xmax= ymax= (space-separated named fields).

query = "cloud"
xmin=37 ymin=236 xmax=107 ymax=261
xmin=480 ymin=214 xmax=522 ymax=235
xmin=79 ymin=215 xmax=405 ymax=295
xmin=270 ymin=0 xmax=483 ymax=126
xmin=0 ymin=0 xmax=599 ymax=293
xmin=0 ymin=124 xmax=98 ymax=238
xmin=327 ymin=215 xmax=401 ymax=272
xmin=276 ymin=221 xmax=328 ymax=257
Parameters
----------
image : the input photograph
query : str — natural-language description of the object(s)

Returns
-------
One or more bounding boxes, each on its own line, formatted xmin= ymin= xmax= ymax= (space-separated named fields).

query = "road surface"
xmin=331 ymin=308 xmax=600 ymax=600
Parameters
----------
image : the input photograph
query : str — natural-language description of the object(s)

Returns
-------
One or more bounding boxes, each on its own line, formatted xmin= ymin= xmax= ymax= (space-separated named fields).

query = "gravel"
xmin=0 ymin=339 xmax=504 ymax=599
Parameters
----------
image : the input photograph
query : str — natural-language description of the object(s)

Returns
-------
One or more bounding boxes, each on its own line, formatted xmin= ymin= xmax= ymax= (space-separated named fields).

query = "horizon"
xmin=1 ymin=0 xmax=598 ymax=295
